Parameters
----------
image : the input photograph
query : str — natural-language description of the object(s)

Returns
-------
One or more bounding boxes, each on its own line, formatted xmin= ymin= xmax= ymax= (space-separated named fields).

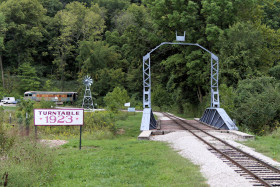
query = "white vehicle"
xmin=1 ymin=97 xmax=15 ymax=104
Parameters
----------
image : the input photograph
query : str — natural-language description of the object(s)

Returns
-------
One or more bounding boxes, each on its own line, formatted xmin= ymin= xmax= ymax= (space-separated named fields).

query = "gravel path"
xmin=151 ymin=131 xmax=253 ymax=187
xmin=40 ymin=140 xmax=68 ymax=148
xmin=151 ymin=114 xmax=280 ymax=187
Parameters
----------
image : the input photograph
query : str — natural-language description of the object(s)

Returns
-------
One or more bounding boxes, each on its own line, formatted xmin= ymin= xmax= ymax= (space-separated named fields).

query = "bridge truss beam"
xmin=143 ymin=42 xmax=220 ymax=110
xmin=141 ymin=39 xmax=238 ymax=131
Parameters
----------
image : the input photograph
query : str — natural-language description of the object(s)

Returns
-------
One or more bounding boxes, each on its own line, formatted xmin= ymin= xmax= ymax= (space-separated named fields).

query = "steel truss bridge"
xmin=140 ymin=32 xmax=238 ymax=131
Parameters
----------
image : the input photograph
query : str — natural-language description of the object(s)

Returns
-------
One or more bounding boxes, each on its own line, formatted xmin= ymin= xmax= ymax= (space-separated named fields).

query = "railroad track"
xmin=163 ymin=112 xmax=280 ymax=187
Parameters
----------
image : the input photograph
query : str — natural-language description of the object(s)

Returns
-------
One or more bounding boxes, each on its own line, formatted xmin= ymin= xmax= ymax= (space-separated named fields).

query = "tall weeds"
xmin=0 ymin=133 xmax=56 ymax=186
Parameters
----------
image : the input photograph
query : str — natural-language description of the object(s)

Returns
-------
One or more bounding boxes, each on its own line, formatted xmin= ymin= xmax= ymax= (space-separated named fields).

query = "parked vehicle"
xmin=24 ymin=91 xmax=78 ymax=104
xmin=11 ymin=99 xmax=20 ymax=104
xmin=1 ymin=97 xmax=16 ymax=104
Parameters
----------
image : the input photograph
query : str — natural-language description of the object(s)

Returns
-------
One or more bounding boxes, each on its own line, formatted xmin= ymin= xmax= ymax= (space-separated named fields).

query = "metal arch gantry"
xmin=142 ymin=42 xmax=220 ymax=109
xmin=141 ymin=32 xmax=238 ymax=131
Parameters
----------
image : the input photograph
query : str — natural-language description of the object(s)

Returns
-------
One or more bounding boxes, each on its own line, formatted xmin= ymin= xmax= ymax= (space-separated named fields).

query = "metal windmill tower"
xmin=82 ymin=75 xmax=94 ymax=109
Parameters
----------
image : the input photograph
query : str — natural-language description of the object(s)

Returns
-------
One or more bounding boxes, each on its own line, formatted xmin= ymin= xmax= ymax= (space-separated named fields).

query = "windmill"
xmin=82 ymin=75 xmax=94 ymax=109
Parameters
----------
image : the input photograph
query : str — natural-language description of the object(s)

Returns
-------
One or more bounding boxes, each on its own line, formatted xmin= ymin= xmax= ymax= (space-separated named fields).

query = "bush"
xmin=129 ymin=94 xmax=143 ymax=110
xmin=151 ymin=84 xmax=172 ymax=110
xmin=234 ymin=77 xmax=277 ymax=108
xmin=33 ymin=99 xmax=54 ymax=109
xmin=16 ymin=99 xmax=35 ymax=135
xmin=104 ymin=87 xmax=129 ymax=113
xmin=84 ymin=111 xmax=116 ymax=133
xmin=233 ymin=77 xmax=280 ymax=134
xmin=219 ymin=84 xmax=236 ymax=117
xmin=235 ymin=89 xmax=280 ymax=134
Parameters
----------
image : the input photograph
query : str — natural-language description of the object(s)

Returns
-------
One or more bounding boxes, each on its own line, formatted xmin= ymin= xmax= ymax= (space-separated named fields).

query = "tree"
xmin=17 ymin=62 xmax=40 ymax=93
xmin=42 ymin=80 xmax=59 ymax=91
xmin=143 ymin=0 xmax=266 ymax=112
xmin=151 ymin=84 xmax=171 ymax=110
xmin=92 ymin=0 xmax=130 ymax=30
xmin=0 ymin=0 xmax=47 ymax=67
xmin=269 ymin=65 xmax=280 ymax=80
xmin=77 ymin=40 xmax=122 ymax=75
xmin=49 ymin=2 xmax=106 ymax=90
xmin=105 ymin=4 xmax=159 ymax=97
xmin=0 ymin=13 xmax=6 ymax=88
xmin=93 ymin=68 xmax=126 ymax=97
xmin=38 ymin=0 xmax=63 ymax=17
xmin=261 ymin=0 xmax=280 ymax=30
xmin=112 ymin=4 xmax=151 ymax=34
xmin=104 ymin=87 xmax=129 ymax=112
xmin=219 ymin=22 xmax=278 ymax=86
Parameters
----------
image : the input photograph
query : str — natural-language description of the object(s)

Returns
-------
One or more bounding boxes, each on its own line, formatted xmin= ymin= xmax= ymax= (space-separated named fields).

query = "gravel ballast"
xmin=151 ymin=131 xmax=253 ymax=187
xmin=151 ymin=114 xmax=280 ymax=187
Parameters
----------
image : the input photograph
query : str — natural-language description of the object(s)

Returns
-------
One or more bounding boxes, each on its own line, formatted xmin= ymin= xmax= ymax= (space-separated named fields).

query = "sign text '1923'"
xmin=45 ymin=115 xmax=73 ymax=123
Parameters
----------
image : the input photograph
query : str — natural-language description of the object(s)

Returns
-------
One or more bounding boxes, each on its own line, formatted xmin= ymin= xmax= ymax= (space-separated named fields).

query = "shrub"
xmin=84 ymin=111 xmax=116 ymax=133
xmin=234 ymin=77 xmax=277 ymax=108
xmin=33 ymin=99 xmax=54 ymax=109
xmin=219 ymin=84 xmax=236 ymax=117
xmin=235 ymin=89 xmax=280 ymax=134
xmin=16 ymin=99 xmax=35 ymax=135
xmin=233 ymin=77 xmax=280 ymax=134
xmin=104 ymin=87 xmax=129 ymax=113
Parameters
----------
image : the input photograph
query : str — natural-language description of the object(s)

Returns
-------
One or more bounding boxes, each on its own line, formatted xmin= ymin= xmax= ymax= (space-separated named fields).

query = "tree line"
xmin=0 ymin=0 xmax=280 ymax=133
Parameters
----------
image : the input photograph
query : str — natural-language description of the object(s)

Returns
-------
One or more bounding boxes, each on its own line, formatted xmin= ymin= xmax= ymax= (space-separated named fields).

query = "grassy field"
xmin=44 ymin=112 xmax=208 ymax=186
xmin=242 ymin=128 xmax=280 ymax=162
xmin=2 ymin=105 xmax=17 ymax=111
xmin=4 ymin=108 xmax=280 ymax=186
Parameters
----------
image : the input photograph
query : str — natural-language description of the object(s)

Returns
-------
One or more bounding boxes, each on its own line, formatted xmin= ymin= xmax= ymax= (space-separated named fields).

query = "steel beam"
xmin=142 ymin=42 xmax=220 ymax=109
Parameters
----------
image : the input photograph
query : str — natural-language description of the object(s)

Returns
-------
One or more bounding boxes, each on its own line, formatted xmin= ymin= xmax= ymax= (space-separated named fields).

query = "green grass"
xmin=45 ymin=112 xmax=208 ymax=186
xmin=2 ymin=105 xmax=17 ymax=111
xmin=1 ymin=112 xmax=207 ymax=186
xmin=115 ymin=112 xmax=143 ymax=137
xmin=48 ymin=139 xmax=207 ymax=186
xmin=241 ymin=128 xmax=280 ymax=162
xmin=0 ymin=135 xmax=56 ymax=187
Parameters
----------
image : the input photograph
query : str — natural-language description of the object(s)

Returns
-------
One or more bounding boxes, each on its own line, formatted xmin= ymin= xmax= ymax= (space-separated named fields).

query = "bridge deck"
xmin=159 ymin=119 xmax=216 ymax=131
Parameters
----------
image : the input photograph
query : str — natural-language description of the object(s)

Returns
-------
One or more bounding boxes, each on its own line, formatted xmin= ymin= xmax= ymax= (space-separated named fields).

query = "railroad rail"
xmin=163 ymin=112 xmax=280 ymax=187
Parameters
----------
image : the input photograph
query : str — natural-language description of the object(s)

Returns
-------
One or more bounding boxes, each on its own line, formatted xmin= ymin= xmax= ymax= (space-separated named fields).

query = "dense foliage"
xmin=233 ymin=77 xmax=280 ymax=134
xmin=0 ymin=0 xmax=279 ymax=133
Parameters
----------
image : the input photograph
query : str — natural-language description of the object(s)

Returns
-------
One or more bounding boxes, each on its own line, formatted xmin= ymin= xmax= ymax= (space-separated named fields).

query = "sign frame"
xmin=34 ymin=108 xmax=84 ymax=126
xmin=33 ymin=108 xmax=84 ymax=150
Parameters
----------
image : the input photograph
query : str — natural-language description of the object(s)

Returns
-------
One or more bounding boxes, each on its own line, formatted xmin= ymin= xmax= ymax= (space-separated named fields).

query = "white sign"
xmin=124 ymin=102 xmax=130 ymax=107
xmin=34 ymin=109 xmax=84 ymax=126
